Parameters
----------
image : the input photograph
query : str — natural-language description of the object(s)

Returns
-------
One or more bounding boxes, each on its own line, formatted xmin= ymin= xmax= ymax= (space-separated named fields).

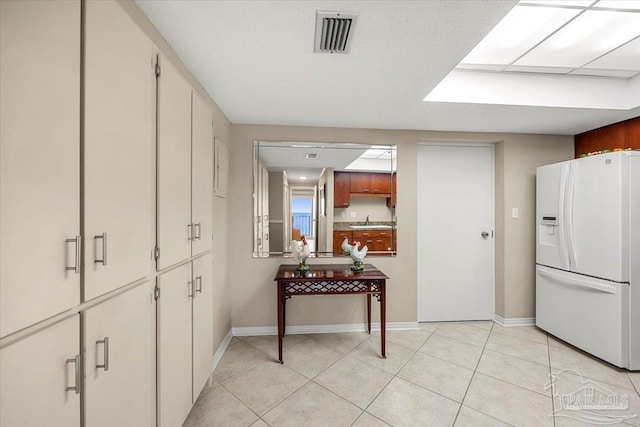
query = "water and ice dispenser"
xmin=539 ymin=214 xmax=558 ymax=246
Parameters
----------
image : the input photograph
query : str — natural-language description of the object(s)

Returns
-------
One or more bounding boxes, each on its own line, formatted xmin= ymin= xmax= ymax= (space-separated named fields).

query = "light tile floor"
xmin=184 ymin=322 xmax=640 ymax=427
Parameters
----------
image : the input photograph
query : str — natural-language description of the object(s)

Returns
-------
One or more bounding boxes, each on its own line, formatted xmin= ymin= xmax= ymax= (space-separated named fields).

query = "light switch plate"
xmin=350 ymin=212 xmax=357 ymax=218
xmin=512 ymin=207 xmax=519 ymax=219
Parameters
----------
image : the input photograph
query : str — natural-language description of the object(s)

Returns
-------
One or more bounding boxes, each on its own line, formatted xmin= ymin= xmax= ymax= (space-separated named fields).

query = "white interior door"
xmin=417 ymin=144 xmax=494 ymax=321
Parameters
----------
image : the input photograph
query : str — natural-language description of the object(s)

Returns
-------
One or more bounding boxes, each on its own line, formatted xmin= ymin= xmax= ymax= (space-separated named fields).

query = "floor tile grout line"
xmin=546 ymin=334 xmax=557 ymax=427
xmin=349 ymin=410 xmax=390 ymax=427
xmin=214 ymin=357 xmax=271 ymax=386
xmin=356 ymin=327 xmax=438 ymax=423
xmin=628 ymin=373 xmax=640 ymax=397
xmin=221 ymin=326 xmax=559 ymax=427
xmin=484 ymin=333 xmax=553 ymax=369
xmin=490 ymin=327 xmax=550 ymax=345
xmin=451 ymin=321 xmax=494 ymax=426
xmin=481 ymin=345 xmax=552 ymax=370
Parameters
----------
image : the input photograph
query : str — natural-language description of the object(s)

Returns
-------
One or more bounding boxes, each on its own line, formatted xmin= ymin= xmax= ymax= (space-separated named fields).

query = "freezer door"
xmin=536 ymin=161 xmax=570 ymax=270
xmin=569 ymin=153 xmax=626 ymax=282
xmin=536 ymin=265 xmax=628 ymax=368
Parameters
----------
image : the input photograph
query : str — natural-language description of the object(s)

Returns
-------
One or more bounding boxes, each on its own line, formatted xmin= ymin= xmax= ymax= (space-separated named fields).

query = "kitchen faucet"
xmin=365 ymin=215 xmax=370 ymax=225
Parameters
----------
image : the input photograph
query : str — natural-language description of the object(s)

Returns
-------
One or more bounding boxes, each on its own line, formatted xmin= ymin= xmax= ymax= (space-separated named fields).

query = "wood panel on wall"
xmin=575 ymin=116 xmax=640 ymax=157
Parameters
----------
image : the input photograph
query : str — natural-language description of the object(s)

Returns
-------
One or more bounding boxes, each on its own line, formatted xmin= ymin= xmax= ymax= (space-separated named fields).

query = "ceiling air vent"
xmin=314 ymin=11 xmax=358 ymax=54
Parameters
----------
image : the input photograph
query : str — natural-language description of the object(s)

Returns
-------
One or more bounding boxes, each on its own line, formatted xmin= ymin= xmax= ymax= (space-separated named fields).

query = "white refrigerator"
xmin=536 ymin=151 xmax=640 ymax=370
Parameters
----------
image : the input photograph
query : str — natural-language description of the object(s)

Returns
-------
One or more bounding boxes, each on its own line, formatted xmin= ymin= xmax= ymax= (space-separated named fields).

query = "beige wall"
xmin=501 ymin=135 xmax=575 ymax=318
xmin=230 ymin=125 xmax=573 ymax=327
xmin=123 ymin=1 xmax=573 ymax=329
xmin=231 ymin=126 xmax=418 ymax=327
xmin=121 ymin=1 xmax=233 ymax=350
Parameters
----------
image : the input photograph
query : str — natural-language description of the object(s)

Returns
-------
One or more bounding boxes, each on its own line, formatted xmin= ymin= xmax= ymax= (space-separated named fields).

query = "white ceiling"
xmin=135 ymin=0 xmax=640 ymax=135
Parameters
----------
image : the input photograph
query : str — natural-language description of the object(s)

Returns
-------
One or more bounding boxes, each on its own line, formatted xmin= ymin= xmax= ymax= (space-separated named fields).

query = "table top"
xmin=274 ymin=264 xmax=389 ymax=281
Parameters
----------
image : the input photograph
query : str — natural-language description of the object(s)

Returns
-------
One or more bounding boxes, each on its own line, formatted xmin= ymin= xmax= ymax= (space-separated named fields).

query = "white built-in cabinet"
xmin=83 ymin=0 xmax=154 ymax=300
xmin=157 ymin=56 xmax=214 ymax=269
xmin=1 ymin=1 xmax=217 ymax=426
xmin=0 ymin=316 xmax=81 ymax=427
xmin=0 ymin=0 xmax=81 ymax=337
xmin=192 ymin=254 xmax=215 ymax=398
xmin=157 ymin=254 xmax=214 ymax=427
xmin=84 ymin=283 xmax=155 ymax=427
xmin=157 ymin=57 xmax=193 ymax=270
xmin=191 ymin=92 xmax=214 ymax=256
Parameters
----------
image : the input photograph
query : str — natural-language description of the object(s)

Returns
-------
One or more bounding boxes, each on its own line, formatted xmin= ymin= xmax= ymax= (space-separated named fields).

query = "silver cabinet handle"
xmin=188 ymin=223 xmax=193 ymax=241
xmin=95 ymin=232 xmax=107 ymax=266
xmin=194 ymin=223 xmax=201 ymax=240
xmin=195 ymin=275 xmax=202 ymax=294
xmin=66 ymin=355 xmax=80 ymax=394
xmin=65 ymin=235 xmax=81 ymax=274
xmin=188 ymin=281 xmax=194 ymax=299
xmin=96 ymin=337 xmax=109 ymax=371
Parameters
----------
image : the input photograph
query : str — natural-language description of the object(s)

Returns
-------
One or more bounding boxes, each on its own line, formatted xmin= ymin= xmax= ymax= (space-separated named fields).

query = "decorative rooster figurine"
xmin=341 ymin=236 xmax=354 ymax=256
xmin=350 ymin=241 xmax=368 ymax=271
xmin=290 ymin=235 xmax=311 ymax=271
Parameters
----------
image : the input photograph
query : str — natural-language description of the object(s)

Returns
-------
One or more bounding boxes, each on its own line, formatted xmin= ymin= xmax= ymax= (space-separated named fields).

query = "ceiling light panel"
xmin=519 ymin=0 xmax=595 ymax=6
xmin=460 ymin=5 xmax=581 ymax=66
xmin=569 ymin=68 xmax=638 ymax=77
xmin=585 ymin=36 xmax=640 ymax=70
xmin=595 ymin=0 xmax=640 ymax=10
xmin=515 ymin=10 xmax=640 ymax=68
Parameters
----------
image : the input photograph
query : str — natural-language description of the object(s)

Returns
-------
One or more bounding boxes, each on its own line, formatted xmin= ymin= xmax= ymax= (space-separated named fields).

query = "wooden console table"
xmin=274 ymin=264 xmax=388 ymax=364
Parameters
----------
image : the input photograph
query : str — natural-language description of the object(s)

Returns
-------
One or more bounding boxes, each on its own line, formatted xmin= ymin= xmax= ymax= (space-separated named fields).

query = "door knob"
xmin=481 ymin=231 xmax=489 ymax=238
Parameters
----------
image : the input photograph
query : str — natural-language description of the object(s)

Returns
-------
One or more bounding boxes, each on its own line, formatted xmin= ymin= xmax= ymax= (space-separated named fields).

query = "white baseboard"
xmin=232 ymin=321 xmax=419 ymax=337
xmin=493 ymin=315 xmax=536 ymax=327
xmin=212 ymin=328 xmax=233 ymax=371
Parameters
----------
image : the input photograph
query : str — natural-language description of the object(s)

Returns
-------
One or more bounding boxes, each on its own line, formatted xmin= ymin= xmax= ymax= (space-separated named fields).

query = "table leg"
xmin=367 ymin=292 xmax=372 ymax=334
xmin=277 ymin=282 xmax=284 ymax=364
xmin=380 ymin=280 xmax=386 ymax=359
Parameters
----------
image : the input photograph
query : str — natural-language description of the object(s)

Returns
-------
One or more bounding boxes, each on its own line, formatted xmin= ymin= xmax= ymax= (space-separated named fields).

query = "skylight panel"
xmin=519 ymin=0 xmax=595 ymax=6
xmin=514 ymin=10 xmax=640 ymax=68
xmin=585 ymin=36 xmax=640 ymax=71
xmin=460 ymin=5 xmax=581 ymax=66
xmin=595 ymin=0 xmax=640 ymax=10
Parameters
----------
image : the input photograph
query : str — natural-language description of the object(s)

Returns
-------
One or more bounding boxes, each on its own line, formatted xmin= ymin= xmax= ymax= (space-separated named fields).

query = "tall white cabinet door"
xmin=85 ymin=283 xmax=155 ymax=427
xmin=157 ymin=56 xmax=192 ymax=270
xmin=84 ymin=0 xmax=154 ymax=300
xmin=191 ymin=92 xmax=213 ymax=256
xmin=157 ymin=264 xmax=192 ymax=427
xmin=0 ymin=0 xmax=80 ymax=337
xmin=1 ymin=315 xmax=80 ymax=426
xmin=192 ymin=254 xmax=214 ymax=401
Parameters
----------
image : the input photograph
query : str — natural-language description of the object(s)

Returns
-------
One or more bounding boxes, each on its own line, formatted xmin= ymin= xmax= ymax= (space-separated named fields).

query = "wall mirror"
xmin=253 ymin=141 xmax=397 ymax=258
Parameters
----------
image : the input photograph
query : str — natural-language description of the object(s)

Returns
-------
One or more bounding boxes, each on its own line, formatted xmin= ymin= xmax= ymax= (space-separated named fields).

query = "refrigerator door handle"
xmin=558 ymin=164 xmax=569 ymax=270
xmin=537 ymin=266 xmax=617 ymax=294
xmin=565 ymin=163 xmax=578 ymax=271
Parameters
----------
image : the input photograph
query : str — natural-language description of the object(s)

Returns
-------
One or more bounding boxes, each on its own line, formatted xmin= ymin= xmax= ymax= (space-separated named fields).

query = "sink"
xmin=350 ymin=225 xmax=393 ymax=230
